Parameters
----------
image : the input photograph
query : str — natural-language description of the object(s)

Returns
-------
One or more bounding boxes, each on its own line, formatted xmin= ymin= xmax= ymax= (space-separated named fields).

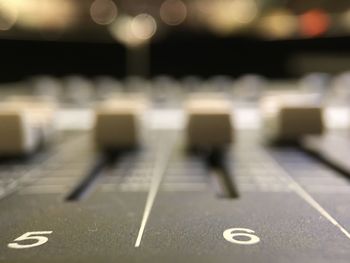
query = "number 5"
xmin=8 ymin=231 xmax=53 ymax=249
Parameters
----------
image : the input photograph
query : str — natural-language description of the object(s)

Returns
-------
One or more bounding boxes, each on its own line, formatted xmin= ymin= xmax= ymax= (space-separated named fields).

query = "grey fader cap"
xmin=185 ymin=95 xmax=233 ymax=149
xmin=0 ymin=98 xmax=55 ymax=156
xmin=261 ymin=93 xmax=324 ymax=142
xmin=94 ymin=98 xmax=146 ymax=151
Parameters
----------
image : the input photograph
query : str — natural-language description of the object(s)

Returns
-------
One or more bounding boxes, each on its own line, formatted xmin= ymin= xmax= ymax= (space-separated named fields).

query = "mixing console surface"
xmin=0 ymin=76 xmax=349 ymax=262
xmin=0 ymin=129 xmax=349 ymax=262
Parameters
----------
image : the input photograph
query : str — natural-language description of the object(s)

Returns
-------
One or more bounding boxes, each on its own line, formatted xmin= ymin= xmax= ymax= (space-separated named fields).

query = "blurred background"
xmin=0 ymin=0 xmax=349 ymax=81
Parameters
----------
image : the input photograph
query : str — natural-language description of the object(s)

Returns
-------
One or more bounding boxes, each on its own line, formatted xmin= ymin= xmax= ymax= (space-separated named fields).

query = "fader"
xmin=0 ymin=98 xmax=55 ymax=156
xmin=261 ymin=93 xmax=324 ymax=142
xmin=185 ymin=95 xmax=233 ymax=149
xmin=94 ymin=97 xmax=146 ymax=150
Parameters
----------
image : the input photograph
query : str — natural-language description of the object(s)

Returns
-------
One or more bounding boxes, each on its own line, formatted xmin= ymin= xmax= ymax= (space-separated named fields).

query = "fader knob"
xmin=233 ymin=74 xmax=266 ymax=102
xmin=185 ymin=96 xmax=233 ymax=149
xmin=299 ymin=73 xmax=330 ymax=97
xmin=31 ymin=75 xmax=63 ymax=101
xmin=0 ymin=111 xmax=38 ymax=155
xmin=94 ymin=76 xmax=123 ymax=100
xmin=64 ymin=75 xmax=94 ymax=105
xmin=330 ymin=72 xmax=350 ymax=105
xmin=93 ymin=98 xmax=145 ymax=151
xmin=261 ymin=93 xmax=324 ymax=142
xmin=0 ymin=98 xmax=55 ymax=156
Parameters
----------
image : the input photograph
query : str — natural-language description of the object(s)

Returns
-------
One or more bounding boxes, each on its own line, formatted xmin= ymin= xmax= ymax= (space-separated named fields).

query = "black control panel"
xmin=0 ymin=76 xmax=349 ymax=262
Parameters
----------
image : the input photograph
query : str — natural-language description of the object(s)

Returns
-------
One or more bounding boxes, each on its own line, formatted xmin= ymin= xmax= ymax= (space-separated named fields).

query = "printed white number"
xmin=223 ymin=228 xmax=260 ymax=245
xmin=8 ymin=231 xmax=53 ymax=249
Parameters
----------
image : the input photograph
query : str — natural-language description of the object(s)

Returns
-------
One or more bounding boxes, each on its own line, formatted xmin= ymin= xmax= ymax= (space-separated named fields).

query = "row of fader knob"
xmin=95 ymin=93 xmax=324 ymax=151
xmin=0 ymin=93 xmax=324 ymax=156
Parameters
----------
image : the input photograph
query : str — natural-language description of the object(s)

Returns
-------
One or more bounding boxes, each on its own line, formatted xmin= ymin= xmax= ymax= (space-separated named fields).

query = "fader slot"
xmin=65 ymin=154 xmax=114 ymax=201
xmin=0 ymin=132 xmax=91 ymax=201
xmin=185 ymin=95 xmax=237 ymax=198
xmin=267 ymin=145 xmax=350 ymax=231
xmin=67 ymin=97 xmax=148 ymax=200
xmin=206 ymin=148 xmax=238 ymax=198
xmin=300 ymin=134 xmax=350 ymax=179
xmin=140 ymin=131 xmax=350 ymax=259
xmin=259 ymin=92 xmax=350 ymax=181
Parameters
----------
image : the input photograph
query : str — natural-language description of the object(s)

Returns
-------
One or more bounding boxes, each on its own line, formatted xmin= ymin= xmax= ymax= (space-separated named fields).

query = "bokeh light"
xmin=340 ymin=9 xmax=350 ymax=31
xmin=0 ymin=0 xmax=18 ymax=31
xmin=197 ymin=0 xmax=258 ymax=35
xmin=90 ymin=0 xmax=118 ymax=26
xmin=109 ymin=14 xmax=157 ymax=46
xmin=160 ymin=0 xmax=187 ymax=26
xmin=109 ymin=15 xmax=133 ymax=45
xmin=131 ymin=14 xmax=157 ymax=40
xmin=299 ymin=9 xmax=330 ymax=37
xmin=4 ymin=0 xmax=78 ymax=30
xmin=259 ymin=9 xmax=298 ymax=39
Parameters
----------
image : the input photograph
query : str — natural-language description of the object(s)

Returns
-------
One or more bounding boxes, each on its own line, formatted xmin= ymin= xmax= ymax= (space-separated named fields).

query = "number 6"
xmin=8 ymin=231 xmax=53 ymax=249
xmin=223 ymin=228 xmax=260 ymax=245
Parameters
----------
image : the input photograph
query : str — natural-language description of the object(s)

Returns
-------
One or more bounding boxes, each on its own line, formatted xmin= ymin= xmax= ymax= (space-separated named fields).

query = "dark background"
xmin=1 ymin=35 xmax=350 ymax=82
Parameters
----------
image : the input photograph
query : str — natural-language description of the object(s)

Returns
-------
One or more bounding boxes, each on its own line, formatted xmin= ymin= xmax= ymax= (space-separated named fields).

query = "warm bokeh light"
xmin=90 ymin=0 xmax=118 ymax=26
xmin=160 ymin=0 xmax=187 ymax=26
xmin=299 ymin=9 xmax=330 ymax=37
xmin=231 ymin=0 xmax=258 ymax=24
xmin=259 ymin=9 xmax=298 ymax=39
xmin=109 ymin=15 xmax=133 ymax=45
xmin=0 ymin=0 xmax=77 ymax=30
xmin=131 ymin=14 xmax=157 ymax=40
xmin=196 ymin=0 xmax=258 ymax=35
xmin=109 ymin=14 xmax=157 ymax=46
xmin=0 ymin=0 xmax=18 ymax=30
xmin=341 ymin=9 xmax=350 ymax=31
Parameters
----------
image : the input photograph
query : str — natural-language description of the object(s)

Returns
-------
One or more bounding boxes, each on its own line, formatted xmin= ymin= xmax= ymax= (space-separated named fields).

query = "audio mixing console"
xmin=0 ymin=76 xmax=350 ymax=263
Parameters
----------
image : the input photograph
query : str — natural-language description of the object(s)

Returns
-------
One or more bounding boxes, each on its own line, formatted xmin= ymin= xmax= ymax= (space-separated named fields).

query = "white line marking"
xmin=263 ymin=149 xmax=350 ymax=240
xmin=134 ymin=136 xmax=175 ymax=247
